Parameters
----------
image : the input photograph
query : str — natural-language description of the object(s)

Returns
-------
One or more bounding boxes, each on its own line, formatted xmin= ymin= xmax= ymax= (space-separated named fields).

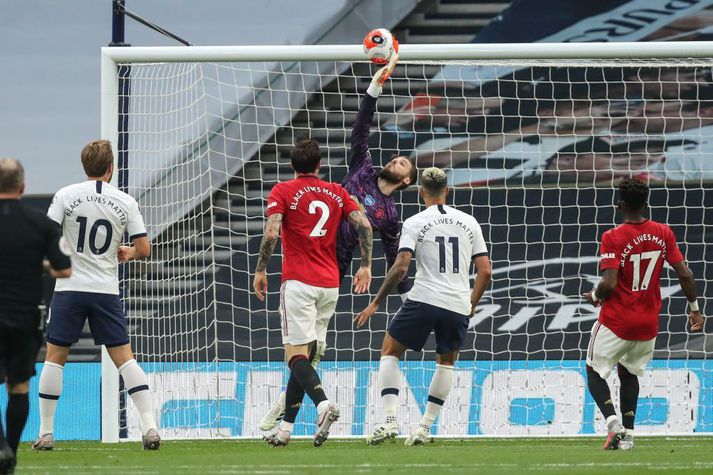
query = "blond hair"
xmin=420 ymin=167 xmax=447 ymax=195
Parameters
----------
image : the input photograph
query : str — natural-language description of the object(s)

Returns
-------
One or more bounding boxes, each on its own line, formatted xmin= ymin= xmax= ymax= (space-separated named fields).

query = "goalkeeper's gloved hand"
xmin=367 ymin=52 xmax=399 ymax=98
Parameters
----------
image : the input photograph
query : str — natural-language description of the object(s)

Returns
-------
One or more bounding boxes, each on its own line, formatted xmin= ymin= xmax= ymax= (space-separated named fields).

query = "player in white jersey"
xmin=33 ymin=140 xmax=160 ymax=451
xmin=356 ymin=167 xmax=492 ymax=445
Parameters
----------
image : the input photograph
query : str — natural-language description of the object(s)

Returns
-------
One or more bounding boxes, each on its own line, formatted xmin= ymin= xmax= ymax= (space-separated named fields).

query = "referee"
xmin=0 ymin=159 xmax=71 ymax=473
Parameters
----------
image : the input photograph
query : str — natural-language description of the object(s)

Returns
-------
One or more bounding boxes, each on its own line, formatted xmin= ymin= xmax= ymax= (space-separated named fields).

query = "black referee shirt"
xmin=0 ymin=199 xmax=71 ymax=329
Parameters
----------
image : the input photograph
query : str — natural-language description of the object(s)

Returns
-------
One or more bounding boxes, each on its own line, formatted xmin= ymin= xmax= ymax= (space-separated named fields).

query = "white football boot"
xmin=313 ymin=403 xmax=340 ymax=447
xmin=366 ymin=422 xmax=399 ymax=445
xmin=405 ymin=425 xmax=432 ymax=446
xmin=260 ymin=397 xmax=286 ymax=432
xmin=32 ymin=433 xmax=54 ymax=451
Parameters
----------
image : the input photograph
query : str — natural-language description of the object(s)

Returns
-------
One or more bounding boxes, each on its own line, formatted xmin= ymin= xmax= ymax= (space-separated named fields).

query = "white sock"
xmin=118 ymin=359 xmax=157 ymax=435
xmin=316 ymin=400 xmax=331 ymax=414
xmin=38 ymin=361 xmax=64 ymax=435
xmin=422 ymin=364 xmax=454 ymax=429
xmin=378 ymin=355 xmax=401 ymax=424
xmin=279 ymin=420 xmax=294 ymax=433
xmin=606 ymin=414 xmax=622 ymax=431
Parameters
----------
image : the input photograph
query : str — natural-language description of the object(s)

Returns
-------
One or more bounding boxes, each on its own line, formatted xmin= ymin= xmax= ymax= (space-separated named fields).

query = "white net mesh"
xmin=116 ymin=56 xmax=712 ymax=439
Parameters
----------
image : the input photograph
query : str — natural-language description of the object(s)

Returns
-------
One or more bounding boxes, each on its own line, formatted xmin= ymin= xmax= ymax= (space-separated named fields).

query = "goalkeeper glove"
xmin=367 ymin=52 xmax=399 ymax=98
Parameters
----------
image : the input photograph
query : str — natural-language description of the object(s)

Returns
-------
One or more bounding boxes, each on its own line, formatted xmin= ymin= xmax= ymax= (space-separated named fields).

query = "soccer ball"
xmin=363 ymin=28 xmax=398 ymax=65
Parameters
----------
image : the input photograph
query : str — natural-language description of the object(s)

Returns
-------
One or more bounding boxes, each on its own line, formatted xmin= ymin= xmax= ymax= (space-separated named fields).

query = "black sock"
xmin=282 ymin=374 xmax=305 ymax=424
xmin=618 ymin=364 xmax=639 ymax=431
xmin=283 ymin=345 xmax=316 ymax=425
xmin=288 ymin=355 xmax=327 ymax=408
xmin=586 ymin=365 xmax=616 ymax=419
xmin=6 ymin=393 xmax=29 ymax=455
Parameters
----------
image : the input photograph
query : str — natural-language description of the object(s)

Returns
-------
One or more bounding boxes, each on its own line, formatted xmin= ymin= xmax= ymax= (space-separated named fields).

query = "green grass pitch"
xmin=16 ymin=437 xmax=713 ymax=474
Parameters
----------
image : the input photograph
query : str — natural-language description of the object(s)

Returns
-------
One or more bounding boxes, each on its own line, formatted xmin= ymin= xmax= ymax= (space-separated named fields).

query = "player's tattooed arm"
xmin=355 ymin=250 xmax=411 ymax=327
xmin=253 ymin=213 xmax=282 ymax=302
xmin=255 ymin=213 xmax=282 ymax=272
xmin=347 ymin=210 xmax=373 ymax=268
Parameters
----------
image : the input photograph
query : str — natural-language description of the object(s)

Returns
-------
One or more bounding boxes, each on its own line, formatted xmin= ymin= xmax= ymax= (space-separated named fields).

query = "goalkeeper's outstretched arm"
xmin=348 ymin=54 xmax=399 ymax=171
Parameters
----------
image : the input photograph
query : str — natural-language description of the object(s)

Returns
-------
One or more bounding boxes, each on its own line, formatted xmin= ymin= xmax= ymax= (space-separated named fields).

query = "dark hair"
xmin=0 ymin=158 xmax=24 ymax=193
xmin=420 ymin=167 xmax=448 ymax=195
xmin=81 ymin=140 xmax=114 ymax=177
xmin=290 ymin=138 xmax=321 ymax=174
xmin=619 ymin=177 xmax=649 ymax=210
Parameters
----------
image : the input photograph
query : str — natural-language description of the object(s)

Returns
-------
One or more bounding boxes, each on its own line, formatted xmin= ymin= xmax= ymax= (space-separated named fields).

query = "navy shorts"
xmin=387 ymin=299 xmax=469 ymax=354
xmin=47 ymin=291 xmax=129 ymax=347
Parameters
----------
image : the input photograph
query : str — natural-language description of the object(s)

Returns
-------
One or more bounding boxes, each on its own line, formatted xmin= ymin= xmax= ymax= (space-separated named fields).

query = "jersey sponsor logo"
xmin=374 ymin=207 xmax=385 ymax=220
xmin=601 ymin=253 xmax=616 ymax=260
xmin=364 ymin=194 xmax=376 ymax=207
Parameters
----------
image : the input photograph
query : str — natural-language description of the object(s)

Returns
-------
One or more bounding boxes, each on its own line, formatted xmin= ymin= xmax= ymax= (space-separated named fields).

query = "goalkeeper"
xmin=260 ymin=53 xmax=416 ymax=433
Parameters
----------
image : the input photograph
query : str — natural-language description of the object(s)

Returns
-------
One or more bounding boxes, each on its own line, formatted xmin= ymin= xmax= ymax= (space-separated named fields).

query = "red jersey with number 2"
xmin=266 ymin=175 xmax=361 ymax=288
xmin=598 ymin=219 xmax=685 ymax=341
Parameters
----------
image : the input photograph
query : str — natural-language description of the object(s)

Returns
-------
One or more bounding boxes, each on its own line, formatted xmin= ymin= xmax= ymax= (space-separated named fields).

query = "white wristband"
xmin=591 ymin=289 xmax=600 ymax=303
xmin=689 ymin=300 xmax=700 ymax=312
xmin=367 ymin=82 xmax=382 ymax=98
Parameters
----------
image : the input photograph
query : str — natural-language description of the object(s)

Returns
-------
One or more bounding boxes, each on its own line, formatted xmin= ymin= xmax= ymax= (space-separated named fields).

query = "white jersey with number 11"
xmin=398 ymin=204 xmax=488 ymax=315
xmin=47 ymin=180 xmax=147 ymax=295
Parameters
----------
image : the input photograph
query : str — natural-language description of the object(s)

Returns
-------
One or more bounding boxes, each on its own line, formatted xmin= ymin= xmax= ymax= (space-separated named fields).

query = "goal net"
xmin=102 ymin=44 xmax=713 ymax=440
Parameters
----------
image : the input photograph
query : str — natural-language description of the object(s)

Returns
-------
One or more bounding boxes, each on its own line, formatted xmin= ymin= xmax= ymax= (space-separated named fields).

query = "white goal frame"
xmin=99 ymin=41 xmax=713 ymax=442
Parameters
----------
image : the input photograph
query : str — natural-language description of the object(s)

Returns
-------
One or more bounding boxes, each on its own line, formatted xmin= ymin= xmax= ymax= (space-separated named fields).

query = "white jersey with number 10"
xmin=47 ymin=180 xmax=147 ymax=295
xmin=398 ymin=204 xmax=488 ymax=315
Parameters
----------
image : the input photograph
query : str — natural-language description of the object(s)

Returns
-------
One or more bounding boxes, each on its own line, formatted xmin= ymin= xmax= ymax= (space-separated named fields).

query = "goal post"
xmin=100 ymin=42 xmax=713 ymax=441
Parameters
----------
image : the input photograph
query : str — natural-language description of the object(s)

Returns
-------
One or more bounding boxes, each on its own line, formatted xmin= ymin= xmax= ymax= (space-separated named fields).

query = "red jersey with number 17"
xmin=598 ymin=219 xmax=685 ymax=341
xmin=266 ymin=175 xmax=361 ymax=288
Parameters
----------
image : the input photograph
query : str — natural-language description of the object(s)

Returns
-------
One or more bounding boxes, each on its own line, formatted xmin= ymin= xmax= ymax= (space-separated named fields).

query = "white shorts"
xmin=279 ymin=280 xmax=338 ymax=346
xmin=586 ymin=321 xmax=655 ymax=379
